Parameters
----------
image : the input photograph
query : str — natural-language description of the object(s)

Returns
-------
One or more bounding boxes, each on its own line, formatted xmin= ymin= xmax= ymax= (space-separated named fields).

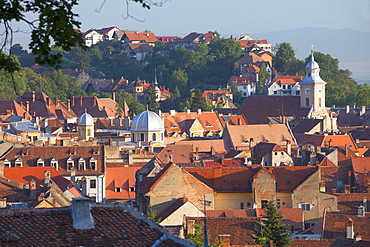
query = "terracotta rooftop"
xmin=239 ymin=95 xmax=309 ymax=124
xmin=323 ymin=211 xmax=370 ymax=241
xmin=0 ymin=201 xmax=192 ymax=246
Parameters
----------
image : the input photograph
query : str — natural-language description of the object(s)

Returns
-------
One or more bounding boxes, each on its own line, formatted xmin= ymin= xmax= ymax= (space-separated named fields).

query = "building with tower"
xmin=239 ymin=49 xmax=337 ymax=133
xmin=77 ymin=111 xmax=94 ymax=140
xmin=130 ymin=110 xmax=165 ymax=147
xmin=300 ymin=50 xmax=327 ymax=118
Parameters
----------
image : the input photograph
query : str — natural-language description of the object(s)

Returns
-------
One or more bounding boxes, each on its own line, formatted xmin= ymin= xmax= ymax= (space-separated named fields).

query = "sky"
xmin=74 ymin=0 xmax=370 ymax=35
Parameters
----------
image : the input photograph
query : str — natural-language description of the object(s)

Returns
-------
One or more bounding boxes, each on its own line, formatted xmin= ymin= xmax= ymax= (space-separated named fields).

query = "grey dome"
xmin=78 ymin=112 xmax=94 ymax=126
xmin=130 ymin=110 xmax=164 ymax=131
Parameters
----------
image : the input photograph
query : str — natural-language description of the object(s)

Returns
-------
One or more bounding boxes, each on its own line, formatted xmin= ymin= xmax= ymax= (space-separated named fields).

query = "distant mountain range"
xmin=250 ymin=27 xmax=370 ymax=83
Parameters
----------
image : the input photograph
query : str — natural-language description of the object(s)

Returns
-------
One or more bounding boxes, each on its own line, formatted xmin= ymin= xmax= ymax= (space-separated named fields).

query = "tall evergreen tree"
xmin=146 ymin=83 xmax=159 ymax=112
xmin=253 ymin=200 xmax=291 ymax=247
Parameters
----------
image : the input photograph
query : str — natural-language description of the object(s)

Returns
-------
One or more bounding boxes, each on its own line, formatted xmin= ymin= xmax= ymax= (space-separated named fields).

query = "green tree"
xmin=146 ymin=83 xmax=159 ymax=112
xmin=185 ymin=223 xmax=222 ymax=247
xmin=253 ymin=200 xmax=291 ymax=247
xmin=72 ymin=46 xmax=91 ymax=70
xmin=273 ymin=42 xmax=296 ymax=74
xmin=1 ymin=0 xmax=85 ymax=72
xmin=257 ymin=64 xmax=269 ymax=95
xmin=187 ymin=89 xmax=212 ymax=112
xmin=115 ymin=91 xmax=145 ymax=118
xmin=229 ymin=82 xmax=244 ymax=107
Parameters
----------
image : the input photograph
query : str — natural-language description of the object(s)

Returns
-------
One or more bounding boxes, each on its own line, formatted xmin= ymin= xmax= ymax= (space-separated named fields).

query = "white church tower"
xmin=300 ymin=49 xmax=327 ymax=118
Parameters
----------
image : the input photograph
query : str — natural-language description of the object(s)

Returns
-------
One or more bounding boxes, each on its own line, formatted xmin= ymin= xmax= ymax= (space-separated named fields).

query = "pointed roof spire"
xmin=154 ymin=67 xmax=158 ymax=85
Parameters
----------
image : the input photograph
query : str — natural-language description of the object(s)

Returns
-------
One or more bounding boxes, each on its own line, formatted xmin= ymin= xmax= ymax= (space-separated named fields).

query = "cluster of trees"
xmin=273 ymin=42 xmax=368 ymax=106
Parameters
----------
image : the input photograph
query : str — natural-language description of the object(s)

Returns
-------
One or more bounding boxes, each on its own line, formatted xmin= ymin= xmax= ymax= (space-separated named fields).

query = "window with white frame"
xmin=78 ymin=158 xmax=86 ymax=171
xmin=90 ymin=179 xmax=96 ymax=189
xmin=3 ymin=159 xmax=11 ymax=167
xmin=50 ymin=158 xmax=58 ymax=169
xmin=67 ymin=158 xmax=74 ymax=171
xmin=37 ymin=158 xmax=44 ymax=167
xmin=299 ymin=203 xmax=311 ymax=211
xmin=15 ymin=158 xmax=22 ymax=167
xmin=90 ymin=157 xmax=97 ymax=171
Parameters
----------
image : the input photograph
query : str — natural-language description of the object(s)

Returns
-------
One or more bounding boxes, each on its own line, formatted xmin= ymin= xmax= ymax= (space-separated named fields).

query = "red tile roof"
xmin=239 ymin=96 xmax=310 ymax=124
xmin=105 ymin=167 xmax=140 ymax=200
xmin=124 ymin=32 xmax=158 ymax=43
xmin=323 ymin=211 xmax=370 ymax=241
xmin=186 ymin=216 xmax=258 ymax=246
xmin=351 ymin=156 xmax=370 ymax=188
xmin=185 ymin=167 xmax=257 ymax=193
xmin=0 ymin=203 xmax=191 ymax=246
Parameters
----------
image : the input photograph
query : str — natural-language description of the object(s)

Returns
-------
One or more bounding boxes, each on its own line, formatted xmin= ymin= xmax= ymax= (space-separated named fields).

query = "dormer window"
xmin=67 ymin=157 xmax=74 ymax=171
xmin=3 ymin=159 xmax=11 ymax=167
xmin=15 ymin=158 xmax=22 ymax=167
xmin=207 ymin=124 xmax=213 ymax=127
xmin=78 ymin=158 xmax=86 ymax=171
xmin=90 ymin=157 xmax=97 ymax=171
xmin=37 ymin=158 xmax=44 ymax=167
xmin=50 ymin=158 xmax=58 ymax=170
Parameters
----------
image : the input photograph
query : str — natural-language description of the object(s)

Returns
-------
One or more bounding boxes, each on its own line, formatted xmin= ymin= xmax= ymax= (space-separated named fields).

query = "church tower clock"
xmin=300 ymin=49 xmax=327 ymax=117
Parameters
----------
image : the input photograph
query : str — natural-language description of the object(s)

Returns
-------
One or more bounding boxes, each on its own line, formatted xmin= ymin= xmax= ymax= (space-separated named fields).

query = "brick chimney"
xmin=346 ymin=218 xmax=354 ymax=239
xmin=44 ymin=170 xmax=51 ymax=188
xmin=30 ymin=179 xmax=37 ymax=199
xmin=67 ymin=99 xmax=71 ymax=111
xmin=186 ymin=219 xmax=195 ymax=235
xmin=218 ymin=234 xmax=231 ymax=247
xmin=344 ymin=184 xmax=351 ymax=194
xmin=71 ymin=197 xmax=95 ymax=229
xmin=363 ymin=197 xmax=368 ymax=212
xmin=26 ymin=101 xmax=30 ymax=112
xmin=319 ymin=182 xmax=326 ymax=192
xmin=79 ymin=96 xmax=83 ymax=106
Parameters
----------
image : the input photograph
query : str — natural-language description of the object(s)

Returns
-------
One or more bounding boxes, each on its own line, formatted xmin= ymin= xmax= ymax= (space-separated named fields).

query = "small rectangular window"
xmin=301 ymin=203 xmax=311 ymax=211
xmin=90 ymin=179 xmax=96 ymax=189
xmin=115 ymin=188 xmax=121 ymax=192
xmin=240 ymin=203 xmax=244 ymax=209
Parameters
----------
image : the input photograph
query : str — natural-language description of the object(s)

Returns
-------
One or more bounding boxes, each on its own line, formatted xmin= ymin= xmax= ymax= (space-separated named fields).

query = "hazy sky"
xmin=75 ymin=0 xmax=370 ymax=36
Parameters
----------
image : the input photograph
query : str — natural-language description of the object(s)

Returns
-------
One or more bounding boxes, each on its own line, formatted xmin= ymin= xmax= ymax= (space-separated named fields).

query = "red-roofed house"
xmin=351 ymin=156 xmax=370 ymax=192
xmin=105 ymin=167 xmax=139 ymax=202
xmin=268 ymin=76 xmax=303 ymax=96
xmin=227 ymin=75 xmax=256 ymax=97
xmin=124 ymin=43 xmax=154 ymax=61
xmin=121 ymin=31 xmax=158 ymax=46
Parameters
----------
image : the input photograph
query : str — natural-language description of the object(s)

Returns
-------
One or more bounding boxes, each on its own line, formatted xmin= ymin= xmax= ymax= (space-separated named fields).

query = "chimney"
xmin=360 ymin=106 xmax=366 ymax=116
xmin=72 ymin=96 xmax=75 ymax=105
xmin=32 ymin=91 xmax=36 ymax=102
xmin=109 ymin=138 xmax=113 ymax=145
xmin=237 ymin=118 xmax=241 ymax=125
xmin=67 ymin=99 xmax=71 ymax=111
xmin=71 ymin=197 xmax=95 ymax=229
xmin=26 ymin=101 xmax=30 ymax=112
xmin=357 ymin=205 xmax=365 ymax=217
xmin=80 ymin=97 xmax=83 ymax=106
xmin=197 ymin=109 xmax=201 ymax=115
xmin=70 ymin=167 xmax=76 ymax=183
xmin=0 ymin=232 xmax=19 ymax=246
xmin=46 ymin=97 xmax=51 ymax=106
xmin=319 ymin=182 xmax=326 ymax=192
xmin=218 ymin=234 xmax=231 ymax=247
xmin=187 ymin=109 xmax=190 ymax=114
xmin=54 ymin=97 xmax=58 ymax=107
xmin=346 ymin=218 xmax=354 ymax=239
xmin=30 ymin=179 xmax=37 ymax=199
xmin=186 ymin=219 xmax=195 ymax=235
xmin=344 ymin=184 xmax=350 ymax=193
xmin=346 ymin=105 xmax=350 ymax=113
xmin=112 ymin=92 xmax=116 ymax=102
xmin=363 ymin=197 xmax=368 ymax=212
xmin=170 ymin=109 xmax=176 ymax=116
xmin=44 ymin=170 xmax=51 ymax=188
xmin=286 ymin=140 xmax=291 ymax=155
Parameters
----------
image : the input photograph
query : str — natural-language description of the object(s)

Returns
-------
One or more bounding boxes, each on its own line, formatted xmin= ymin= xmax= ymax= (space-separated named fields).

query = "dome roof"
xmin=130 ymin=110 xmax=164 ymax=131
xmin=78 ymin=112 xmax=94 ymax=126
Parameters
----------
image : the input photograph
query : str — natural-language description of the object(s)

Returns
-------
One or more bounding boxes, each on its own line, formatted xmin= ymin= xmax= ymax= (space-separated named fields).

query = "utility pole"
xmin=200 ymin=195 xmax=212 ymax=247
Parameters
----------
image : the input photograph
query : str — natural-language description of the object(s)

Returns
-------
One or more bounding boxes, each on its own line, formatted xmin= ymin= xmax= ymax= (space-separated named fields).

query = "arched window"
xmin=140 ymin=133 xmax=145 ymax=142
xmin=306 ymin=98 xmax=309 ymax=107
xmin=152 ymin=133 xmax=156 ymax=141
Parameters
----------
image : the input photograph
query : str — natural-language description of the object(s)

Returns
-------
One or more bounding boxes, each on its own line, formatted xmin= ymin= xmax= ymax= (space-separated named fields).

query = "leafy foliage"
xmin=0 ymin=0 xmax=85 ymax=72
xmin=146 ymin=83 xmax=159 ymax=112
xmin=253 ymin=201 xmax=291 ymax=247
xmin=185 ymin=223 xmax=222 ymax=247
